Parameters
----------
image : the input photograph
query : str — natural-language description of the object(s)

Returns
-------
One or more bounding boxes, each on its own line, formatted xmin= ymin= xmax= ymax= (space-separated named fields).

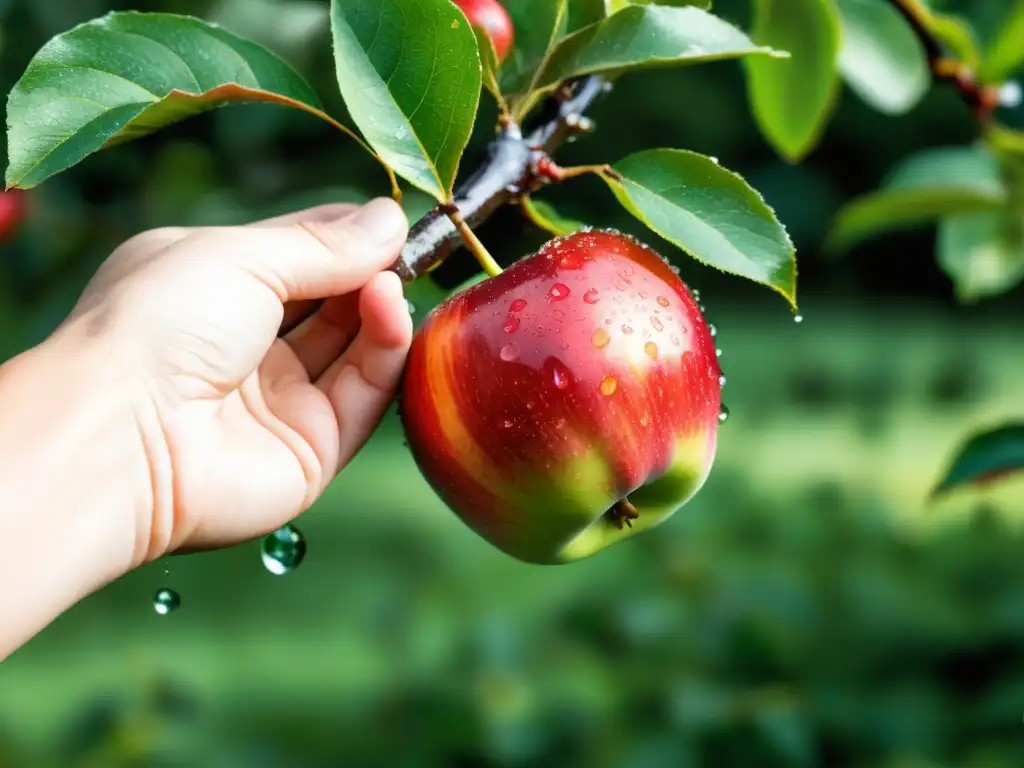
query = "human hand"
xmin=56 ymin=198 xmax=412 ymax=567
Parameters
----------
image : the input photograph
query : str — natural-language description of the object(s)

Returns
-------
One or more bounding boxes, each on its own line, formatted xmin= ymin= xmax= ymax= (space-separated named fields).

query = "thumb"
xmin=188 ymin=198 xmax=409 ymax=302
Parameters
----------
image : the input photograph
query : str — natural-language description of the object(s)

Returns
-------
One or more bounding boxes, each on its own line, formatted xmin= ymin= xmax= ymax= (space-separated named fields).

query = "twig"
xmin=887 ymin=0 xmax=1001 ymax=120
xmin=390 ymin=75 xmax=609 ymax=282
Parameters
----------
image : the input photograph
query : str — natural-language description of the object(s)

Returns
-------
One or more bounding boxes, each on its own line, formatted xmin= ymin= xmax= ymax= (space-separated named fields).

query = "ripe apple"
xmin=0 ymin=190 xmax=26 ymax=243
xmin=454 ymin=0 xmax=515 ymax=63
xmin=400 ymin=230 xmax=723 ymax=564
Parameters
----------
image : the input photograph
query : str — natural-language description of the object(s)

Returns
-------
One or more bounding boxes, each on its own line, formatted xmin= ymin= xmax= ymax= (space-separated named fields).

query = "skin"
xmin=401 ymin=230 xmax=722 ymax=564
xmin=0 ymin=197 xmax=413 ymax=661
xmin=454 ymin=0 xmax=515 ymax=61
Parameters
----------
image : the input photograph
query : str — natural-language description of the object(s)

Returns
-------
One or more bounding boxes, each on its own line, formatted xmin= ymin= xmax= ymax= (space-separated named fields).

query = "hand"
xmin=57 ymin=198 xmax=412 ymax=566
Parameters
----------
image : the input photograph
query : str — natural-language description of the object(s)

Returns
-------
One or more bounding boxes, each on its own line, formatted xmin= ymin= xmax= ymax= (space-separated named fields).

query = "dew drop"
xmin=509 ymin=298 xmax=527 ymax=312
xmin=718 ymin=405 xmax=730 ymax=423
xmin=719 ymin=374 xmax=727 ymax=388
xmin=716 ymin=348 xmax=723 ymax=358
xmin=656 ymin=296 xmax=670 ymax=307
xmin=600 ymin=376 xmax=618 ymax=396
xmin=621 ymin=324 xmax=634 ymax=335
xmin=794 ymin=314 xmax=804 ymax=324
xmin=502 ymin=418 xmax=514 ymax=429
xmin=500 ymin=343 xmax=520 ymax=362
xmin=692 ymin=289 xmax=701 ymax=300
xmin=651 ymin=316 xmax=665 ymax=332
xmin=560 ymin=341 xmax=570 ymax=351
xmin=583 ymin=288 xmax=600 ymax=304
xmin=592 ymin=328 xmax=611 ymax=348
xmin=548 ymin=283 xmax=570 ymax=302
xmin=644 ymin=341 xmax=659 ymax=359
xmin=503 ymin=315 xmax=521 ymax=334
xmin=153 ymin=588 xmax=180 ymax=615
xmin=552 ymin=363 xmax=570 ymax=389
xmin=708 ymin=323 xmax=718 ymax=337
xmin=553 ymin=309 xmax=566 ymax=323
xmin=261 ymin=523 xmax=307 ymax=575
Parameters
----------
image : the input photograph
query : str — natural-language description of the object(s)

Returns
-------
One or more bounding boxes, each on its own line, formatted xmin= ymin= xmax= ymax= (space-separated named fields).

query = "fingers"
xmin=283 ymin=292 xmax=362 ymax=380
xmin=246 ymin=202 xmax=360 ymax=229
xmin=184 ymin=197 xmax=408 ymax=303
xmin=316 ymin=271 xmax=413 ymax=473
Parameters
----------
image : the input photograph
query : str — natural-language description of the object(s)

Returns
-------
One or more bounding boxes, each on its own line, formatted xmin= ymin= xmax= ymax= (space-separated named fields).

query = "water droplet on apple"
xmin=692 ymin=289 xmax=701 ymax=300
xmin=592 ymin=328 xmax=610 ymax=348
xmin=708 ymin=323 xmax=718 ymax=337
xmin=719 ymin=374 xmax=727 ymax=388
xmin=794 ymin=314 xmax=804 ymax=324
xmin=502 ymin=418 xmax=514 ymax=429
xmin=656 ymin=296 xmax=670 ymax=307
xmin=560 ymin=341 xmax=570 ymax=351
xmin=599 ymin=376 xmax=618 ymax=396
xmin=503 ymin=315 xmax=521 ymax=334
xmin=583 ymin=288 xmax=600 ymax=304
xmin=604 ymin=318 xmax=612 ymax=325
xmin=651 ymin=316 xmax=664 ymax=332
xmin=718 ymin=405 xmax=730 ymax=423
xmin=644 ymin=341 xmax=658 ymax=359
xmin=500 ymin=344 xmax=520 ymax=362
xmin=509 ymin=298 xmax=527 ymax=312
xmin=551 ymin=363 xmax=570 ymax=389
xmin=548 ymin=283 xmax=570 ymax=301
xmin=716 ymin=348 xmax=723 ymax=358
xmin=406 ymin=300 xmax=416 ymax=315
xmin=153 ymin=588 xmax=180 ymax=615
xmin=621 ymin=324 xmax=633 ymax=335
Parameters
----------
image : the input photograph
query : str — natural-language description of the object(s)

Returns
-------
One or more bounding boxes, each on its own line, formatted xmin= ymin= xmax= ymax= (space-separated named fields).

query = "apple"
xmin=454 ymin=0 xmax=515 ymax=63
xmin=0 ymin=190 xmax=26 ymax=243
xmin=400 ymin=230 xmax=723 ymax=564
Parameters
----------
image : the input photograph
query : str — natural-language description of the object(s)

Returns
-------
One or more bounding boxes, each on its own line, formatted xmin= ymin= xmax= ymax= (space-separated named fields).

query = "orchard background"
xmin=2 ymin=0 xmax=1024 ymax=765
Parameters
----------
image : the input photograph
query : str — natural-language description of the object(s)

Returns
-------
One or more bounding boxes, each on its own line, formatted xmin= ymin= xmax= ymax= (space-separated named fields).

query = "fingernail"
xmin=344 ymin=198 xmax=407 ymax=245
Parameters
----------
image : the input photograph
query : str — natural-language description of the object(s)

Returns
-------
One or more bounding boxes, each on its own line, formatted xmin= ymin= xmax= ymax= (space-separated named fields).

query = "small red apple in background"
xmin=400 ymin=230 xmax=723 ymax=564
xmin=0 ymin=190 xmax=26 ymax=243
xmin=453 ymin=0 xmax=515 ymax=62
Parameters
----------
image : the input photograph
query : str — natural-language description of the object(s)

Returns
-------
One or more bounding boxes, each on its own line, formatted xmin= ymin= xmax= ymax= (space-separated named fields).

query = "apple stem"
xmin=442 ymin=203 xmax=503 ymax=277
xmin=534 ymin=158 xmax=622 ymax=185
xmin=607 ymin=498 xmax=641 ymax=530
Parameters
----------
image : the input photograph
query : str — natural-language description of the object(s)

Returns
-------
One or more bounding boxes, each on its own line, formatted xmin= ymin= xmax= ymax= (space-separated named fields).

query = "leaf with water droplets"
xmin=744 ymin=0 xmax=841 ymax=161
xmin=931 ymin=423 xmax=1024 ymax=498
xmin=603 ymin=148 xmax=798 ymax=307
xmin=5 ymin=12 xmax=394 ymax=191
xmin=531 ymin=5 xmax=783 ymax=91
xmin=331 ymin=0 xmax=482 ymax=201
xmin=826 ymin=146 xmax=1007 ymax=253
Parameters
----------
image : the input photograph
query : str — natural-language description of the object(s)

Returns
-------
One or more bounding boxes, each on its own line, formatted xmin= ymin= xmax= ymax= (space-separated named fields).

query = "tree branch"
xmin=887 ymin=0 xmax=1001 ymax=120
xmin=390 ymin=75 xmax=609 ymax=282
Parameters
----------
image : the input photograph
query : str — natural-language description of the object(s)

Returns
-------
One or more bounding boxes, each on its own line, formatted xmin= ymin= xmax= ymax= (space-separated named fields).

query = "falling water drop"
xmin=793 ymin=314 xmax=804 ymax=324
xmin=718 ymin=405 xmax=730 ymax=423
xmin=153 ymin=588 xmax=180 ymax=615
xmin=261 ymin=523 xmax=307 ymax=575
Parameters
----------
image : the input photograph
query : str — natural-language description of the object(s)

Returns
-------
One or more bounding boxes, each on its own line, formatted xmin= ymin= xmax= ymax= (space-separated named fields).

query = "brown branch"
xmin=887 ymin=0 xmax=1002 ymax=120
xmin=389 ymin=75 xmax=609 ymax=282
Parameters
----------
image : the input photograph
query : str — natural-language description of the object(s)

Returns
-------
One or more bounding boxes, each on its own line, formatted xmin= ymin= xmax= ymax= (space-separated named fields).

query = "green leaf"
xmin=604 ymin=148 xmax=797 ymax=306
xmin=5 ymin=11 xmax=338 ymax=190
xmin=932 ymin=423 xmax=1024 ymax=498
xmin=744 ymin=0 xmax=841 ymax=162
xmin=980 ymin=0 xmax=1024 ymax=83
xmin=835 ymin=0 xmax=930 ymax=115
xmin=532 ymin=5 xmax=781 ymax=91
xmin=500 ymin=0 xmax=569 ymax=97
xmin=826 ymin=146 xmax=1007 ymax=252
xmin=522 ymin=196 xmax=589 ymax=236
xmin=330 ymin=0 xmax=482 ymax=202
xmin=937 ymin=211 xmax=1024 ymax=302
xmin=473 ymin=27 xmax=505 ymax=108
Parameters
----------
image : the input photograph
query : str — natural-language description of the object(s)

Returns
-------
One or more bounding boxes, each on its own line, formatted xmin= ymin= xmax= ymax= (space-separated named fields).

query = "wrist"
xmin=0 ymin=326 xmax=155 ymax=653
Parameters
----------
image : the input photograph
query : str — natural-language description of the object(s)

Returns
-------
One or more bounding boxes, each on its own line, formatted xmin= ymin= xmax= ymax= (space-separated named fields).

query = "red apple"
xmin=454 ymin=0 xmax=515 ymax=63
xmin=0 ymin=190 xmax=26 ymax=243
xmin=400 ymin=230 xmax=723 ymax=564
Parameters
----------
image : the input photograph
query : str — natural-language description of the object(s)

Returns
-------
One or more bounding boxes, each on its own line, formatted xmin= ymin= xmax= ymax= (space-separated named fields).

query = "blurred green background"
xmin=2 ymin=0 xmax=1024 ymax=765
